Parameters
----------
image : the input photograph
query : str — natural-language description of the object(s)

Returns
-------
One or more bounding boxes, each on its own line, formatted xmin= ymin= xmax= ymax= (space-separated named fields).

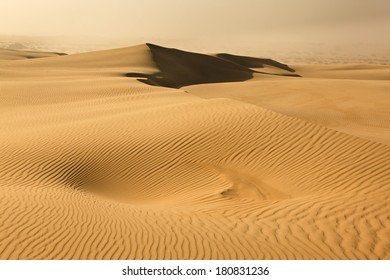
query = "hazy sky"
xmin=1 ymin=0 xmax=390 ymax=47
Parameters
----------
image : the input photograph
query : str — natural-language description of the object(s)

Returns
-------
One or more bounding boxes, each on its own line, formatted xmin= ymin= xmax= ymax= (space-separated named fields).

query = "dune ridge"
xmin=0 ymin=44 xmax=389 ymax=259
xmin=0 ymin=48 xmax=66 ymax=61
xmin=126 ymin=43 xmax=299 ymax=88
xmin=216 ymin=53 xmax=296 ymax=72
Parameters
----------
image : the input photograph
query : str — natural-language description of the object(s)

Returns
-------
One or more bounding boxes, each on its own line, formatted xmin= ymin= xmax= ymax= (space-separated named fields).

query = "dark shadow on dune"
xmin=22 ymin=52 xmax=67 ymax=59
xmin=22 ymin=53 xmax=67 ymax=59
xmin=126 ymin=43 xmax=300 ymax=88
xmin=216 ymin=53 xmax=296 ymax=72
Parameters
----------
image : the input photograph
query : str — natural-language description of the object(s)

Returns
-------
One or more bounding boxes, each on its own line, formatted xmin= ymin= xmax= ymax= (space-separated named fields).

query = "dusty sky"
xmin=1 ymin=0 xmax=389 ymax=53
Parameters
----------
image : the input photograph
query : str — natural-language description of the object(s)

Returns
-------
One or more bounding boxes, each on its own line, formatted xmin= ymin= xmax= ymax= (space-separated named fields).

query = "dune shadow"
xmin=126 ymin=43 xmax=300 ymax=88
xmin=216 ymin=53 xmax=296 ymax=72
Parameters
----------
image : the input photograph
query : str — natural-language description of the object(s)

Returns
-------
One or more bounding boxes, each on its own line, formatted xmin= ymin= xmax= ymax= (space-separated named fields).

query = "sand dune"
xmin=187 ymin=66 xmax=390 ymax=145
xmin=126 ymin=44 xmax=299 ymax=88
xmin=216 ymin=53 xmax=296 ymax=72
xmin=0 ymin=44 xmax=389 ymax=259
xmin=0 ymin=48 xmax=66 ymax=61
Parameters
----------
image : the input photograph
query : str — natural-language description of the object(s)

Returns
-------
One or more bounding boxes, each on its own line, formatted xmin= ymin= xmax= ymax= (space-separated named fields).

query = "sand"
xmin=0 ymin=48 xmax=65 ymax=61
xmin=0 ymin=44 xmax=389 ymax=259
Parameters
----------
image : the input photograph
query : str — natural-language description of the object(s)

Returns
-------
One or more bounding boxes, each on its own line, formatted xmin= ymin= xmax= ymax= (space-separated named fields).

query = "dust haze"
xmin=1 ymin=0 xmax=389 ymax=56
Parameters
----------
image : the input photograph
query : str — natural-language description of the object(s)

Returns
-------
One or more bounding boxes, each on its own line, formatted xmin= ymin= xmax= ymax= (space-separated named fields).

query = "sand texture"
xmin=0 ymin=44 xmax=389 ymax=259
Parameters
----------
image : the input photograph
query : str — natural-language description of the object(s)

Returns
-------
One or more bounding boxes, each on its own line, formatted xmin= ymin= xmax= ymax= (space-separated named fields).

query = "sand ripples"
xmin=0 ymin=45 xmax=389 ymax=259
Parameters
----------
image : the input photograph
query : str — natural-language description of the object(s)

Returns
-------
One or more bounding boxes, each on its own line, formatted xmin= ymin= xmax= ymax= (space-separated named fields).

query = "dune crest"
xmin=0 ymin=48 xmax=66 ymax=61
xmin=126 ymin=43 xmax=299 ymax=88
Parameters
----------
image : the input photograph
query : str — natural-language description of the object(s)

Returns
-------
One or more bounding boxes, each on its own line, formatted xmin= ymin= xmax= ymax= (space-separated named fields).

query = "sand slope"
xmin=126 ymin=44 xmax=298 ymax=88
xmin=0 ymin=44 xmax=389 ymax=259
xmin=0 ymin=48 xmax=66 ymax=61
xmin=186 ymin=66 xmax=390 ymax=145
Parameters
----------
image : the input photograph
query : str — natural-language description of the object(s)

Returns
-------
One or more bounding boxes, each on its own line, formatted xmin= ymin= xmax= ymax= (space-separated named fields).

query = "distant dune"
xmin=0 ymin=47 xmax=66 ymax=61
xmin=0 ymin=44 xmax=389 ymax=259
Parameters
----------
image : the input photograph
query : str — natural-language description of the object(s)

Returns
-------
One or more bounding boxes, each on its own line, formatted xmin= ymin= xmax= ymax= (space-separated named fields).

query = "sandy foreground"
xmin=0 ymin=44 xmax=389 ymax=259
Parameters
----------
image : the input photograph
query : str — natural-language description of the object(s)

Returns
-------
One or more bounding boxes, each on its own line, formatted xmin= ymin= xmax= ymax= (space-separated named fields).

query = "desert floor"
xmin=0 ymin=44 xmax=389 ymax=259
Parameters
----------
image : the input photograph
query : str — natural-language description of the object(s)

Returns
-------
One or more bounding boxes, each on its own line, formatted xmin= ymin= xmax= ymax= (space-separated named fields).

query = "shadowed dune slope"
xmin=126 ymin=43 xmax=298 ymax=88
xmin=0 ymin=44 xmax=389 ymax=260
xmin=216 ymin=53 xmax=296 ymax=72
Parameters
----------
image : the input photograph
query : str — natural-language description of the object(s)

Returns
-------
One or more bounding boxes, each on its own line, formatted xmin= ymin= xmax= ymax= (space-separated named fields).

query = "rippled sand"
xmin=0 ymin=45 xmax=389 ymax=259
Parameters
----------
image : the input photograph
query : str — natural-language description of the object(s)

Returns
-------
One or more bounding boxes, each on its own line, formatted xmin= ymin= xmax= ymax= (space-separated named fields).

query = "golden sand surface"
xmin=0 ymin=44 xmax=389 ymax=259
